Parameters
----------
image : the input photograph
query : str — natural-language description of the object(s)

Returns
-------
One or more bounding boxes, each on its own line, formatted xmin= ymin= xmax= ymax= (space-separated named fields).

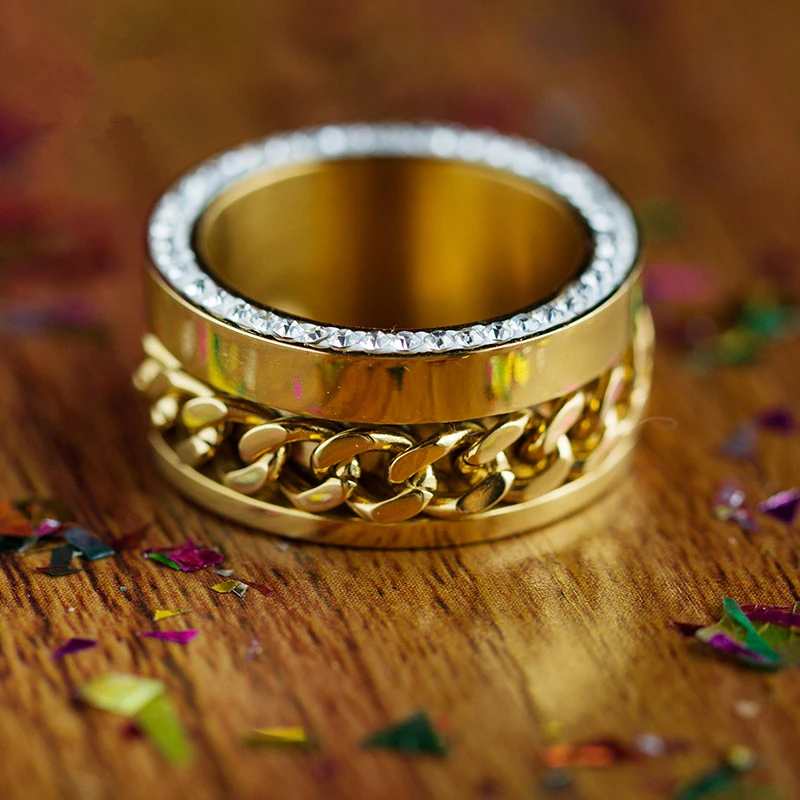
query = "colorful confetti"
xmin=674 ymin=597 xmax=800 ymax=671
xmin=211 ymin=568 xmax=235 ymax=578
xmin=36 ymin=566 xmax=82 ymax=577
xmin=78 ymin=673 xmax=192 ymax=765
xmin=244 ymin=727 xmax=316 ymax=748
xmin=153 ymin=609 xmax=188 ymax=622
xmin=757 ymin=488 xmax=800 ymax=525
xmin=144 ymin=540 xmax=223 ymax=572
xmin=236 ymin=577 xmax=272 ymax=597
xmin=363 ymin=712 xmax=448 ymax=756
xmin=64 ymin=527 xmax=115 ymax=561
xmin=52 ymin=637 xmax=97 ymax=660
xmin=136 ymin=630 xmax=199 ymax=645
xmin=712 ymin=482 xmax=758 ymax=532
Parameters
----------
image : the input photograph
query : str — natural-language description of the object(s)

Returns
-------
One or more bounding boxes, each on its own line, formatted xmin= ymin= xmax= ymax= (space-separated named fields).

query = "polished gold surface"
xmin=135 ymin=308 xmax=653 ymax=547
xmin=195 ymin=159 xmax=590 ymax=330
xmin=148 ymin=269 xmax=643 ymax=424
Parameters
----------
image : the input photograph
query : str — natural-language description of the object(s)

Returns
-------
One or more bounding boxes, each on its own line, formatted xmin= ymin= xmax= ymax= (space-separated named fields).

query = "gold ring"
xmin=137 ymin=123 xmax=652 ymax=548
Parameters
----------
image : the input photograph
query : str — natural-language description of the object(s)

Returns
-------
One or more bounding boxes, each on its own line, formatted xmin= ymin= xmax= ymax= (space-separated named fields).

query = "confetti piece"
xmin=64 ymin=527 xmax=115 ymax=561
xmin=153 ymin=610 xmax=188 ymax=622
xmin=712 ymin=482 xmax=758 ymax=532
xmin=719 ymin=598 xmax=781 ymax=665
xmin=757 ymin=407 xmax=797 ymax=434
xmin=363 ymin=712 xmax=448 ymax=756
xmin=757 ymin=488 xmax=800 ymax=525
xmin=211 ymin=579 xmax=242 ymax=593
xmin=697 ymin=631 xmax=777 ymax=668
xmin=34 ymin=519 xmax=62 ymax=537
xmin=739 ymin=603 xmax=800 ymax=628
xmin=212 ymin=568 xmax=235 ymax=577
xmin=50 ymin=544 xmax=76 ymax=570
xmin=145 ymin=552 xmax=181 ymax=570
xmin=79 ymin=673 xmax=165 ymax=717
xmin=135 ymin=694 xmax=193 ymax=765
xmin=143 ymin=540 xmax=223 ymax=572
xmin=232 ymin=582 xmax=248 ymax=599
xmin=644 ymin=264 xmax=719 ymax=304
xmin=136 ymin=630 xmax=199 ymax=645
xmin=237 ymin=577 xmax=272 ymax=597
xmin=543 ymin=741 xmax=629 ymax=768
xmin=52 ymin=637 xmax=97 ymax=660
xmin=36 ymin=566 xmax=81 ymax=577
xmin=721 ymin=423 xmax=757 ymax=460
xmin=732 ymin=700 xmax=761 ymax=720
xmin=244 ymin=727 xmax=316 ymax=748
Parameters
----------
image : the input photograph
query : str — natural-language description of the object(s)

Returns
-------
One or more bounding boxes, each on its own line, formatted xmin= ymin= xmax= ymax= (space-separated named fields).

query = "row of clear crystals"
xmin=149 ymin=123 xmax=639 ymax=355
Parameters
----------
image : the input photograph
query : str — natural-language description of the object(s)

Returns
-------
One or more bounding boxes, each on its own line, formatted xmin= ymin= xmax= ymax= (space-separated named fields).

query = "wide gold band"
xmin=139 ymin=124 xmax=652 ymax=547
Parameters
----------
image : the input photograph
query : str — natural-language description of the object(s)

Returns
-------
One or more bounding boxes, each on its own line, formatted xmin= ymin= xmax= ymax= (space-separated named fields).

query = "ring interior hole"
xmin=195 ymin=158 xmax=591 ymax=330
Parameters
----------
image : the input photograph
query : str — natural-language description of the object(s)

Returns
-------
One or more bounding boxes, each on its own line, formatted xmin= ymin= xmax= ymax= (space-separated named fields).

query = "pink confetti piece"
xmin=712 ymin=481 xmax=758 ymax=532
xmin=52 ymin=637 xmax=97 ymax=660
xmin=740 ymin=604 xmax=800 ymax=628
xmin=34 ymin=518 xmax=62 ymax=537
xmin=143 ymin=539 xmax=223 ymax=572
xmin=136 ymin=630 xmax=199 ymax=645
xmin=757 ymin=488 xmax=800 ymax=525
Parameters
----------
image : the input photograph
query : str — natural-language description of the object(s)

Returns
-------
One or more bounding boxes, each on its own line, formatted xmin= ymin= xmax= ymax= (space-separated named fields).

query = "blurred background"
xmin=0 ymin=0 xmax=798 ymax=365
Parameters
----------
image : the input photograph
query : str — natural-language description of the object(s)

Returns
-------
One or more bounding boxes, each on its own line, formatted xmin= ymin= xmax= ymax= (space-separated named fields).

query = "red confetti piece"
xmin=108 ymin=524 xmax=150 ymax=551
xmin=136 ymin=630 xmax=199 ymax=645
xmin=236 ymin=577 xmax=273 ymax=597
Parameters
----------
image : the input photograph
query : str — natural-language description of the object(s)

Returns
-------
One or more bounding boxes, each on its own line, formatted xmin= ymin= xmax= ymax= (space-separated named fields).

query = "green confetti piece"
xmin=146 ymin=552 xmax=182 ymax=570
xmin=135 ymin=694 xmax=193 ymax=765
xmin=721 ymin=597 xmax=781 ymax=666
xmin=363 ymin=712 xmax=447 ymax=756
xmin=677 ymin=765 xmax=739 ymax=800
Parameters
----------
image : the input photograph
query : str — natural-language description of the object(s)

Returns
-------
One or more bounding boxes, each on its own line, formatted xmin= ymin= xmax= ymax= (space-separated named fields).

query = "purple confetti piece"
xmin=757 ymin=407 xmax=797 ymax=434
xmin=740 ymin=604 xmax=800 ymax=628
xmin=720 ymin=423 xmax=757 ymax=460
xmin=136 ymin=630 xmax=199 ymax=644
xmin=52 ymin=637 xmax=97 ymax=660
xmin=703 ymin=632 xmax=776 ymax=667
xmin=758 ymin=488 xmax=800 ymax=525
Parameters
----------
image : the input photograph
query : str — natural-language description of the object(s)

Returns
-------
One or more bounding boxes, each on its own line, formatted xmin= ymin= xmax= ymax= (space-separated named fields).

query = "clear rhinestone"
xmin=511 ymin=313 xmax=541 ymax=336
xmin=327 ymin=328 xmax=365 ymax=349
xmin=390 ymin=331 xmax=422 ymax=352
xmin=228 ymin=303 xmax=254 ymax=326
xmin=455 ymin=325 xmax=486 ymax=349
xmin=422 ymin=330 xmax=456 ymax=351
xmin=430 ymin=127 xmax=459 ymax=158
xmin=318 ymin=126 xmax=347 ymax=156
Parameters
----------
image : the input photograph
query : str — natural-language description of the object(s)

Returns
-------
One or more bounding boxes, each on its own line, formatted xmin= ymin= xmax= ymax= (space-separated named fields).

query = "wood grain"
xmin=1 ymin=1 xmax=800 ymax=798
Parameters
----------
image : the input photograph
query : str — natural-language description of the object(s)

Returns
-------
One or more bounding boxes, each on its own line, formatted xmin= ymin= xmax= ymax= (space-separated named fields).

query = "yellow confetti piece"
xmin=211 ymin=579 xmax=240 ymax=593
xmin=79 ymin=673 xmax=164 ymax=717
xmin=245 ymin=727 xmax=315 ymax=747
xmin=153 ymin=609 xmax=188 ymax=621
xmin=136 ymin=694 xmax=193 ymax=765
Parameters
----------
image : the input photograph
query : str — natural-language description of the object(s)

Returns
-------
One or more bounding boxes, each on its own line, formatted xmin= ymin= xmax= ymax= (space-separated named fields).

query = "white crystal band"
xmin=148 ymin=123 xmax=639 ymax=355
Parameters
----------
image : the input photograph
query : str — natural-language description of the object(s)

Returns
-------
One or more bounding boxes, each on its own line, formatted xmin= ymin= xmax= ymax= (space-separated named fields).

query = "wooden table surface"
xmin=1 ymin=1 xmax=800 ymax=798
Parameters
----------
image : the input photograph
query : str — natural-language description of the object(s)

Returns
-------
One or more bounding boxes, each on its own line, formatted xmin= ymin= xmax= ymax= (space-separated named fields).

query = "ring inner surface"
xmin=194 ymin=158 xmax=590 ymax=330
